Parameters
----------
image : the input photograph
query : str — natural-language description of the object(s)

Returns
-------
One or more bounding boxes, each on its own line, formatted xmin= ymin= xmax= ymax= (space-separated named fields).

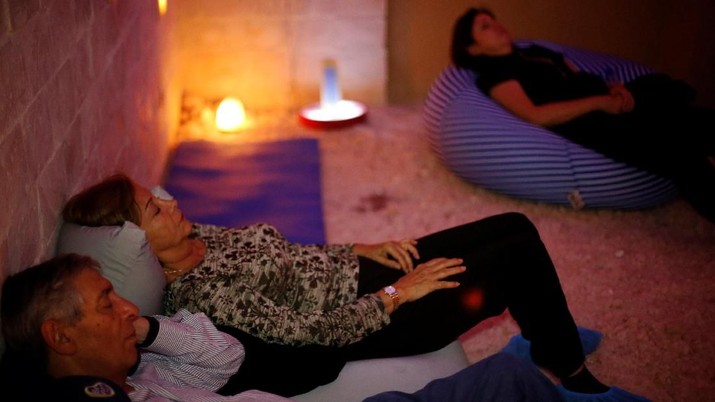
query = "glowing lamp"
xmin=216 ymin=97 xmax=246 ymax=132
xmin=299 ymin=59 xmax=367 ymax=129
xmin=157 ymin=0 xmax=168 ymax=16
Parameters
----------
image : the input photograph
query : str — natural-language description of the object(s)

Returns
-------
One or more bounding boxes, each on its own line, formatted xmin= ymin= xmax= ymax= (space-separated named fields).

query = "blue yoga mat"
xmin=163 ymin=138 xmax=325 ymax=244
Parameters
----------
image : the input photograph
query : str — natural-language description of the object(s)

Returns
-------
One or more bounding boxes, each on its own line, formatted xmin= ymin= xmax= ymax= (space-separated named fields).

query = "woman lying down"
xmin=61 ymin=173 xmax=647 ymax=401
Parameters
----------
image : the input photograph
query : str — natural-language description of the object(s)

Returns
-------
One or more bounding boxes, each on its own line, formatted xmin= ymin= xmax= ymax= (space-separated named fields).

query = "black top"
xmin=472 ymin=44 xmax=609 ymax=105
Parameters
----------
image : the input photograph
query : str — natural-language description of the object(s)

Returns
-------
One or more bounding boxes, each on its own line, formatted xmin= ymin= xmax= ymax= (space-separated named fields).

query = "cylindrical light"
xmin=298 ymin=58 xmax=367 ymax=129
xmin=216 ymin=97 xmax=246 ymax=132
xmin=320 ymin=59 xmax=341 ymax=109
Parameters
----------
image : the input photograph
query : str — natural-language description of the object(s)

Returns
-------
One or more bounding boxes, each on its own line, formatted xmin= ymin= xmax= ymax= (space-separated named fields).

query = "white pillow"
xmin=150 ymin=185 xmax=174 ymax=200
xmin=55 ymin=221 xmax=166 ymax=315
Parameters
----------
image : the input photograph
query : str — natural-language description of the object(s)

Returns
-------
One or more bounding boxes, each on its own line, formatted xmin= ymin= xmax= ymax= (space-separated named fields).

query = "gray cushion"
xmin=55 ymin=221 xmax=165 ymax=315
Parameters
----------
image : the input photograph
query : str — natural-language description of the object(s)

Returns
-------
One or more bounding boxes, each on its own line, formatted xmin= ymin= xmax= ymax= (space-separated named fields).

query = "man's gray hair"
xmin=1 ymin=254 xmax=99 ymax=366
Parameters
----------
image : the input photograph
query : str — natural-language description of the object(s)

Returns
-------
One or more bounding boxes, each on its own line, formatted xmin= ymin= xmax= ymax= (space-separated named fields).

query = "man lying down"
xmin=0 ymin=254 xmax=646 ymax=402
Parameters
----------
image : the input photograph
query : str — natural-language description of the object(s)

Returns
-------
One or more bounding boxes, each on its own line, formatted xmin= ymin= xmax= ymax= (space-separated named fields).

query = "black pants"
xmin=343 ymin=212 xmax=584 ymax=379
xmin=216 ymin=324 xmax=346 ymax=397
xmin=218 ymin=213 xmax=583 ymax=396
xmin=554 ymin=75 xmax=715 ymax=222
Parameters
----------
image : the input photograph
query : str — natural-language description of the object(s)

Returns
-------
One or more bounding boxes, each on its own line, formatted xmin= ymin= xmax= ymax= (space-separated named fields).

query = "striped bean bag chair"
xmin=423 ymin=40 xmax=677 ymax=209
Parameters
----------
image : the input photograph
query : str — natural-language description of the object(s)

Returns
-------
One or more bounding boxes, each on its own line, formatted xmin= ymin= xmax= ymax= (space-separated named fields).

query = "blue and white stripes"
xmin=423 ymin=40 xmax=676 ymax=209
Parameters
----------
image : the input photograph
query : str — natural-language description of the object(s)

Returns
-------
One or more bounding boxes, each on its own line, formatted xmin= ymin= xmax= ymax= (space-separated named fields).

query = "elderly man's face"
xmin=65 ymin=269 xmax=140 ymax=378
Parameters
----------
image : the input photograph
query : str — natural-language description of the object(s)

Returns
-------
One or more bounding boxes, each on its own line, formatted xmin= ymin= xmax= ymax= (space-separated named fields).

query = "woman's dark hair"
xmin=62 ymin=173 xmax=141 ymax=226
xmin=450 ymin=7 xmax=495 ymax=67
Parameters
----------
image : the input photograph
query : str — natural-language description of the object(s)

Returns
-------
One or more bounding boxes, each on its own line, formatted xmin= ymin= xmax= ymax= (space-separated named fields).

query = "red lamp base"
xmin=298 ymin=100 xmax=368 ymax=129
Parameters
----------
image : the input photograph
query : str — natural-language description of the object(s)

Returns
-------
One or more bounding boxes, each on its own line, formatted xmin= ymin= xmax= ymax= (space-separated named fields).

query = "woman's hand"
xmin=608 ymin=84 xmax=635 ymax=113
xmin=394 ymin=258 xmax=465 ymax=303
xmin=377 ymin=258 xmax=465 ymax=313
xmin=353 ymin=239 xmax=420 ymax=272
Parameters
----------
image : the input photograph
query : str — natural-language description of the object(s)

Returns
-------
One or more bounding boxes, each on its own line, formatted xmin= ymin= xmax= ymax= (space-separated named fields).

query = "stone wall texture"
xmin=0 ymin=0 xmax=385 ymax=294
xmin=176 ymin=0 xmax=387 ymax=111
xmin=0 ymin=0 xmax=179 ymax=280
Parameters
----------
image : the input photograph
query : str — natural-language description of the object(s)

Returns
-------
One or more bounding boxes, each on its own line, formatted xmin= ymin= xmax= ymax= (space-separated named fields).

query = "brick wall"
xmin=176 ymin=0 xmax=387 ymax=111
xmin=0 ymin=0 xmax=179 ymax=280
xmin=0 ymin=0 xmax=384 ymax=287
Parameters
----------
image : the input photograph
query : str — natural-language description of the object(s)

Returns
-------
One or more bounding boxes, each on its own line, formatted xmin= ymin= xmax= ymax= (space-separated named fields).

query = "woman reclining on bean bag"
xmin=426 ymin=7 xmax=714 ymax=221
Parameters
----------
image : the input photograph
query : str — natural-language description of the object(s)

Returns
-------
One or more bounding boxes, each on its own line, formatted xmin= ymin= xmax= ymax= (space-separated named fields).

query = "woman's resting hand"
xmin=608 ymin=83 xmax=635 ymax=113
xmin=353 ymin=239 xmax=420 ymax=272
xmin=392 ymin=258 xmax=465 ymax=305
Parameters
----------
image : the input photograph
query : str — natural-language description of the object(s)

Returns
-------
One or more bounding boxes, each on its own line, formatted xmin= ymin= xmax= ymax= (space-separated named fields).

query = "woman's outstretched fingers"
xmin=393 ymin=258 xmax=466 ymax=303
xmin=388 ymin=241 xmax=415 ymax=272
xmin=401 ymin=238 xmax=420 ymax=262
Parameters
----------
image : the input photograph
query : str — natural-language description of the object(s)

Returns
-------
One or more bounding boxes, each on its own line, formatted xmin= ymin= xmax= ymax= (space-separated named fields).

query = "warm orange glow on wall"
xmin=158 ymin=0 xmax=168 ymax=16
xmin=216 ymin=97 xmax=246 ymax=132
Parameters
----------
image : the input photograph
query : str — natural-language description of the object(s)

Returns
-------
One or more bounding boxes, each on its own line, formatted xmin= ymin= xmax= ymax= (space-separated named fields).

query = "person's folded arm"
xmin=195 ymin=283 xmax=391 ymax=347
xmin=490 ymin=79 xmax=627 ymax=127
xmin=136 ymin=310 xmax=244 ymax=391
xmin=178 ymin=257 xmax=465 ymax=347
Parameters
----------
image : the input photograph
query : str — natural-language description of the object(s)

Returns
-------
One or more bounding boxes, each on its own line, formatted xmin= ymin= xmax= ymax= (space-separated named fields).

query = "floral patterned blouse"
xmin=164 ymin=223 xmax=390 ymax=346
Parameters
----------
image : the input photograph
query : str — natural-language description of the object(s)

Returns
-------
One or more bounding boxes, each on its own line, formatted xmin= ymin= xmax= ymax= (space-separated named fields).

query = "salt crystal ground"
xmin=178 ymin=103 xmax=715 ymax=402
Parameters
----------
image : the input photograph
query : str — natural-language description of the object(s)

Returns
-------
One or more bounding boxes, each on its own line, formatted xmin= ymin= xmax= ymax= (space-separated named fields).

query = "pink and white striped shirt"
xmin=127 ymin=310 xmax=290 ymax=402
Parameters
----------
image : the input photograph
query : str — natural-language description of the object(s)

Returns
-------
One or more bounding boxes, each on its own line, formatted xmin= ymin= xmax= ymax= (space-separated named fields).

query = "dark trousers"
xmin=555 ymin=106 xmax=715 ymax=177
xmin=554 ymin=75 xmax=715 ymax=221
xmin=343 ymin=212 xmax=584 ymax=379
xmin=218 ymin=213 xmax=583 ymax=396
xmin=216 ymin=324 xmax=346 ymax=397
